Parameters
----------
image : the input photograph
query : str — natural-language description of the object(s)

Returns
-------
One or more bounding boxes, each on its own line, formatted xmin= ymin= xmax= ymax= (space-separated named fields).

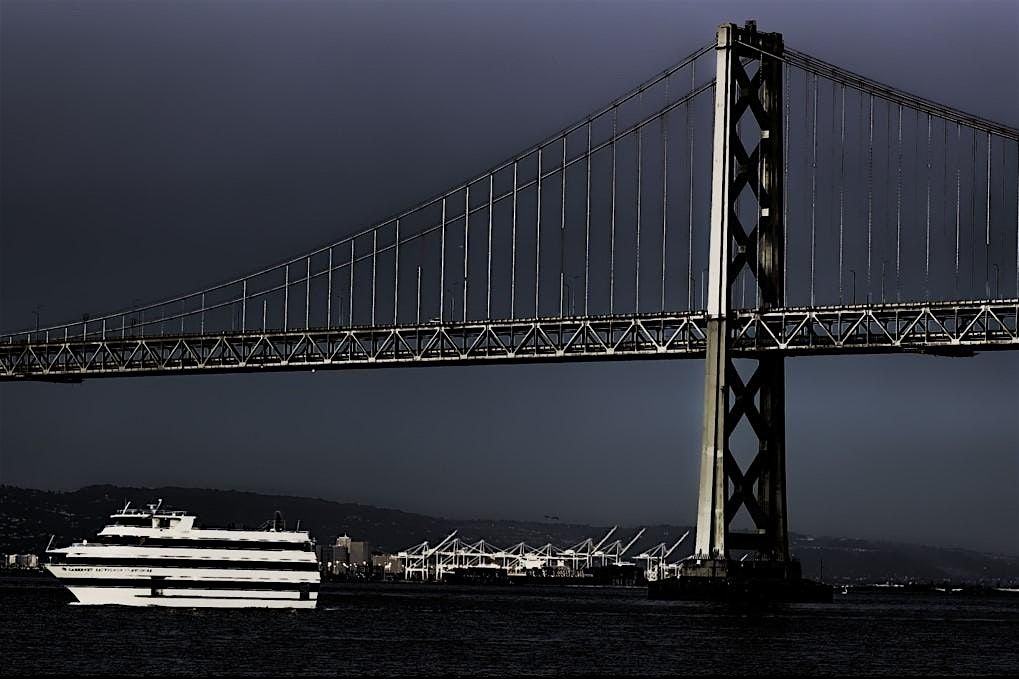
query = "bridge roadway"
xmin=1 ymin=299 xmax=1016 ymax=381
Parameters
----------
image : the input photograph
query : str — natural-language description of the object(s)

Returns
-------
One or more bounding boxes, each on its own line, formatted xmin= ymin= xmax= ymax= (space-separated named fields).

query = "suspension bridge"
xmin=3 ymin=22 xmax=1016 ymax=595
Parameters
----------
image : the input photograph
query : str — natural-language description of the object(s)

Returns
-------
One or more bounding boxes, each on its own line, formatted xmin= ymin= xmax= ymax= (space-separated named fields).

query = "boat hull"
xmin=65 ymin=586 xmax=318 ymax=608
xmin=47 ymin=566 xmax=319 ymax=609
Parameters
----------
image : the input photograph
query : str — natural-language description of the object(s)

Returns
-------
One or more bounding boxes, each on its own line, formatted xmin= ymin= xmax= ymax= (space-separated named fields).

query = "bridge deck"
xmin=1 ymin=300 xmax=1015 ymax=381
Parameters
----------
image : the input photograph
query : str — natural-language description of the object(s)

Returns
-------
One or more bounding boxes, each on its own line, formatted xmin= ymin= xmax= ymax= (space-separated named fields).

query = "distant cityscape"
xmin=3 ymin=485 xmax=1018 ymax=586
xmin=312 ymin=527 xmax=672 ymax=585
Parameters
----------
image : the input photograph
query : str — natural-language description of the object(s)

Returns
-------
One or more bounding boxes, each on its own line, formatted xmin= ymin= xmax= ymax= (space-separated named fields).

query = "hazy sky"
xmin=1 ymin=0 xmax=1017 ymax=553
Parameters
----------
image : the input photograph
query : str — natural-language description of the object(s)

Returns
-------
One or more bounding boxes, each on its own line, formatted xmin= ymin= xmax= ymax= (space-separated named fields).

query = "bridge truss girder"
xmin=0 ymin=300 xmax=1016 ymax=380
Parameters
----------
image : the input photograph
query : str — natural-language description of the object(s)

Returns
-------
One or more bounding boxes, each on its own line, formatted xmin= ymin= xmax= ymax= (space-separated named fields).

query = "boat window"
xmin=64 ymin=556 xmax=320 ymax=571
xmin=110 ymin=516 xmax=152 ymax=527
xmin=93 ymin=535 xmax=313 ymax=550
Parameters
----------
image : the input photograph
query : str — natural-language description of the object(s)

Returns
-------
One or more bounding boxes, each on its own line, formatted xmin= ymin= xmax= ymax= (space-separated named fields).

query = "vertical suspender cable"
xmin=560 ymin=135 xmax=567 ymax=317
xmin=636 ymin=106 xmax=643 ymax=312
xmin=810 ymin=75 xmax=818 ymax=306
xmin=486 ymin=177 xmax=493 ymax=320
xmin=688 ymin=65 xmax=696 ymax=310
xmin=925 ymin=114 xmax=932 ymax=298
xmin=885 ymin=101 xmax=891 ymax=292
xmin=661 ymin=81 xmax=669 ymax=313
xmin=917 ymin=110 xmax=925 ymax=293
xmin=439 ymin=198 xmax=446 ymax=322
xmin=896 ymin=105 xmax=903 ymax=300
xmin=511 ymin=162 xmax=518 ymax=318
xmin=281 ymin=263 xmax=289 ymax=328
xmin=970 ymin=130 xmax=977 ymax=291
xmin=783 ymin=63 xmax=789 ymax=304
xmin=416 ymin=265 xmax=422 ymax=325
xmin=327 ymin=247 xmax=333 ymax=327
xmin=985 ymin=132 xmax=992 ymax=297
xmin=867 ymin=95 xmax=874 ymax=302
xmin=839 ymin=84 xmax=845 ymax=304
xmin=585 ymin=122 xmax=592 ymax=316
xmin=348 ymin=240 xmax=354 ymax=326
xmin=857 ymin=89 xmax=864 ymax=298
xmin=394 ymin=220 xmax=401 ymax=325
xmin=955 ymin=125 xmax=961 ymax=295
xmin=370 ymin=233 xmax=376 ymax=327
xmin=610 ymin=106 xmax=618 ymax=314
xmin=284 ymin=263 xmax=290 ymax=328
xmin=463 ymin=186 xmax=470 ymax=323
xmin=306 ymin=256 xmax=312 ymax=329
xmin=827 ymin=80 xmax=835 ymax=307
xmin=943 ymin=122 xmax=949 ymax=246
xmin=1000 ymin=137 xmax=1007 ymax=296
xmin=802 ymin=71 xmax=810 ymax=304
xmin=413 ymin=253 xmax=423 ymax=343
xmin=536 ymin=147 xmax=542 ymax=317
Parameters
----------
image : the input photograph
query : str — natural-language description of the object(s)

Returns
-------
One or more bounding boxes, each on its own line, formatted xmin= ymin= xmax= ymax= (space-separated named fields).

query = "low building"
xmin=316 ymin=542 xmax=350 ymax=576
xmin=349 ymin=540 xmax=371 ymax=568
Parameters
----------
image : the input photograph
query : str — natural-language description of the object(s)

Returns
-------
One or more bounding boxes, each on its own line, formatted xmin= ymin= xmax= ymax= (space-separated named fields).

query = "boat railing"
xmin=112 ymin=508 xmax=190 ymax=517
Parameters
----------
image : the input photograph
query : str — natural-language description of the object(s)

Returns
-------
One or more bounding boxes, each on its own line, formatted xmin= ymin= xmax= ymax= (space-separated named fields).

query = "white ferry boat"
xmin=45 ymin=501 xmax=320 ymax=608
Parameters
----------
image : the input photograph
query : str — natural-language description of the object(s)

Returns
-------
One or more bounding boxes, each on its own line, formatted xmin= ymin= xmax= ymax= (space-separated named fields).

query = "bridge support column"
xmin=654 ymin=21 xmax=829 ymax=602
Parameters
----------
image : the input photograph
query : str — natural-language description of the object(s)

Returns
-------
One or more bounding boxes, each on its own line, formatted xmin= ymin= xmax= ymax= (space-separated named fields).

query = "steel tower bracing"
xmin=690 ymin=22 xmax=789 ymax=574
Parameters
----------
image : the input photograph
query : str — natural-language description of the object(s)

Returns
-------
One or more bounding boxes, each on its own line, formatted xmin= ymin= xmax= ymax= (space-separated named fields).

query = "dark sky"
xmin=1 ymin=0 xmax=1017 ymax=553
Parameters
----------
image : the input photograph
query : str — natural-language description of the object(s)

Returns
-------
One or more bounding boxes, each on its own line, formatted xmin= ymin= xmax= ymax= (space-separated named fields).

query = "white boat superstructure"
xmin=45 ymin=501 xmax=320 ymax=608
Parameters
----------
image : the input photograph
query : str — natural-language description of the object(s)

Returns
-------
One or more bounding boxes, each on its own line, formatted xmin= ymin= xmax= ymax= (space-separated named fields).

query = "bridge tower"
xmin=696 ymin=19 xmax=787 ymax=569
xmin=666 ymin=21 xmax=825 ymax=599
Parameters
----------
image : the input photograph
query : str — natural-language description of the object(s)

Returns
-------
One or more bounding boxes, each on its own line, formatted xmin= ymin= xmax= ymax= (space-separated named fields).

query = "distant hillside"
xmin=2 ymin=484 xmax=1017 ymax=583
